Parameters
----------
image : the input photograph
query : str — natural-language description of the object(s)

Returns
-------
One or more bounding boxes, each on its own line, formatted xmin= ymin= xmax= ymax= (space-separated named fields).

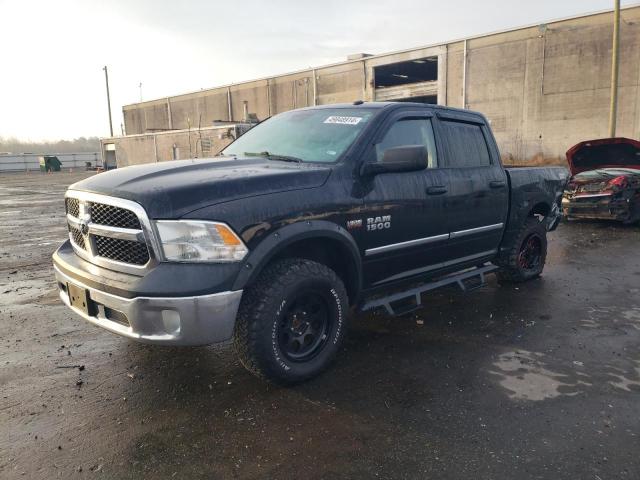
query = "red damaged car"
xmin=562 ymin=137 xmax=640 ymax=224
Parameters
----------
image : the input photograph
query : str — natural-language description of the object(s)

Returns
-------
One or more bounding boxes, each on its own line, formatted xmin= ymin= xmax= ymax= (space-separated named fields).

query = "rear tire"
xmin=496 ymin=217 xmax=547 ymax=284
xmin=233 ymin=258 xmax=349 ymax=384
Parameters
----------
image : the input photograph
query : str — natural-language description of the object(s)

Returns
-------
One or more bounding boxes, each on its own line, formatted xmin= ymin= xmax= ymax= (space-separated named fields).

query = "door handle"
xmin=489 ymin=180 xmax=506 ymax=189
xmin=426 ymin=185 xmax=448 ymax=195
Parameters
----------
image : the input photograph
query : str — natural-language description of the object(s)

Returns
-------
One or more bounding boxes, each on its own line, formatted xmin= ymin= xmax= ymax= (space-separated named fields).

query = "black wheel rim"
xmin=278 ymin=290 xmax=331 ymax=362
xmin=518 ymin=233 xmax=542 ymax=271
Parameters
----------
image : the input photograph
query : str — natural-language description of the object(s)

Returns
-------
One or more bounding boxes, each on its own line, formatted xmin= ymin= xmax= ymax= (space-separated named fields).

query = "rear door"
xmin=360 ymin=110 xmax=451 ymax=287
xmin=435 ymin=112 xmax=508 ymax=261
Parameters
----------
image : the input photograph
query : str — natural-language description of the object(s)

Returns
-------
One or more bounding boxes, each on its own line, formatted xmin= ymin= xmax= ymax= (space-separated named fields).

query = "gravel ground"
xmin=1 ymin=171 xmax=639 ymax=479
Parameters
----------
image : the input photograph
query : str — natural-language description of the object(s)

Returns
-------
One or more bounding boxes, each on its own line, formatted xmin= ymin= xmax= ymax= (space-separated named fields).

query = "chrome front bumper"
xmin=54 ymin=265 xmax=243 ymax=346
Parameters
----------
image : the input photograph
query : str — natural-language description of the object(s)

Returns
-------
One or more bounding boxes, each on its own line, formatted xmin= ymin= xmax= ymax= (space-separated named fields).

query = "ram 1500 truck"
xmin=53 ymin=102 xmax=568 ymax=384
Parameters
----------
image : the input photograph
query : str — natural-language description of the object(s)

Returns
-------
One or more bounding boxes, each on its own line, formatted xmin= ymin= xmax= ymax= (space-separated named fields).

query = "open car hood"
xmin=566 ymin=137 xmax=640 ymax=176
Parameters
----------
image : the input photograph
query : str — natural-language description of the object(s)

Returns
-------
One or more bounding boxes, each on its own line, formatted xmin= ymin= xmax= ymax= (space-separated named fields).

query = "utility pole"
xmin=608 ymin=0 xmax=620 ymax=138
xmin=103 ymin=66 xmax=114 ymax=137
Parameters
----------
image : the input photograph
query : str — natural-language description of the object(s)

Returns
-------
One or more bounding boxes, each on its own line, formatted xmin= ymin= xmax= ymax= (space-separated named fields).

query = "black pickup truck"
xmin=53 ymin=102 xmax=568 ymax=384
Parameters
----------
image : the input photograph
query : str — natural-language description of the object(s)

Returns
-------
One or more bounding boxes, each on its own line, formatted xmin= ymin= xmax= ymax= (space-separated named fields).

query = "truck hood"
xmin=566 ymin=137 xmax=640 ymax=175
xmin=70 ymin=157 xmax=332 ymax=218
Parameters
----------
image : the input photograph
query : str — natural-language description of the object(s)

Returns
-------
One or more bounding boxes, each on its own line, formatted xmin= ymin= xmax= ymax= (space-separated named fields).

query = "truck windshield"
xmin=222 ymin=108 xmax=375 ymax=163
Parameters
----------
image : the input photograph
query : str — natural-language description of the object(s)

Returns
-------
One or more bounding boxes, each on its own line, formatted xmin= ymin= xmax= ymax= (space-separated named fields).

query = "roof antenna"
xmin=353 ymin=100 xmax=364 ymax=105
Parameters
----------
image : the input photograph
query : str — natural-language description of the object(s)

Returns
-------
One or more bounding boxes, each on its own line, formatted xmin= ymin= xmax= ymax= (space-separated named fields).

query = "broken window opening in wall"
xmin=374 ymin=57 xmax=438 ymax=88
xmin=373 ymin=57 xmax=439 ymax=103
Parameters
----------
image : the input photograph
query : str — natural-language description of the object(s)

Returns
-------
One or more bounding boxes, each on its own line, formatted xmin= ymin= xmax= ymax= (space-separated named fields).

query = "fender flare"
xmin=512 ymin=193 xmax=554 ymax=225
xmin=231 ymin=220 xmax=363 ymax=297
xmin=499 ymin=194 xmax=557 ymax=258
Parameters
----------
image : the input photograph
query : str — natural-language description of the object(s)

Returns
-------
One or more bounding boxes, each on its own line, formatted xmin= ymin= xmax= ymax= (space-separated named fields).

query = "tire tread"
xmin=233 ymin=258 xmax=347 ymax=384
xmin=496 ymin=217 xmax=547 ymax=284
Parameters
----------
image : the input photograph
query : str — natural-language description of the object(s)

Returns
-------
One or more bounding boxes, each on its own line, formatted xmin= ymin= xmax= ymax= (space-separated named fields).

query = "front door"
xmin=360 ymin=111 xmax=451 ymax=287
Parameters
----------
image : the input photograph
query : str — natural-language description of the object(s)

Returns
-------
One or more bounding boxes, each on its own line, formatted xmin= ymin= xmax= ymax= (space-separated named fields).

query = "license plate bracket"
xmin=67 ymin=283 xmax=96 ymax=316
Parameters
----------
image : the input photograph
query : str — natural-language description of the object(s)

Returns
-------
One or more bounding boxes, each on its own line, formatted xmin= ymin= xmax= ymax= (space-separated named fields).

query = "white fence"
xmin=0 ymin=153 xmax=102 ymax=173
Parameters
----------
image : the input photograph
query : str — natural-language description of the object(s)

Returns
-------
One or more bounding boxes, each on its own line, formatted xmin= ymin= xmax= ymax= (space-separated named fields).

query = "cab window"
xmin=440 ymin=120 xmax=491 ymax=167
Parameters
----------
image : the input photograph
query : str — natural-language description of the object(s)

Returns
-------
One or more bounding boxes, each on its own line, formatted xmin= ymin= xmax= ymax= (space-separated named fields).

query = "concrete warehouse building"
xmin=103 ymin=4 xmax=640 ymax=167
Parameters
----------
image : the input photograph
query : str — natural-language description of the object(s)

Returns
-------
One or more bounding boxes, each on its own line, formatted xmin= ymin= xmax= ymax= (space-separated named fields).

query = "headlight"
xmin=155 ymin=220 xmax=248 ymax=263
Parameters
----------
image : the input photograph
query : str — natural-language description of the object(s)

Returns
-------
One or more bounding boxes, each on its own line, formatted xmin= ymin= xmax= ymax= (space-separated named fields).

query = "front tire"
xmin=233 ymin=258 xmax=349 ymax=384
xmin=496 ymin=217 xmax=547 ymax=284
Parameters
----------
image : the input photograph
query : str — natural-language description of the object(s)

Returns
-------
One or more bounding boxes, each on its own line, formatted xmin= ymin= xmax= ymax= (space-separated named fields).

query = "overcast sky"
xmin=0 ymin=0 xmax=635 ymax=141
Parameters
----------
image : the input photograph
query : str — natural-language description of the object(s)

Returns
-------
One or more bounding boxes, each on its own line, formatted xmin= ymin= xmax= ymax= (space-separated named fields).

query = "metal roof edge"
xmin=123 ymin=3 xmax=640 ymax=110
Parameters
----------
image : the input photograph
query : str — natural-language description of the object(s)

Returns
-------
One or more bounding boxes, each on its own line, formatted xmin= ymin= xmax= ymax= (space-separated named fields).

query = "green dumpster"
xmin=39 ymin=155 xmax=62 ymax=172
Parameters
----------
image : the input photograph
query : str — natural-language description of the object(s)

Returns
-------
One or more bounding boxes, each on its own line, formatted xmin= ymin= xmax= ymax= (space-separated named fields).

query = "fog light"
xmin=161 ymin=310 xmax=181 ymax=336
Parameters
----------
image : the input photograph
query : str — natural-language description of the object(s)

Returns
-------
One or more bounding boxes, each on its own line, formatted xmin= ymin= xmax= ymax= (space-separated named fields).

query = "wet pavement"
xmin=1 ymin=171 xmax=639 ymax=479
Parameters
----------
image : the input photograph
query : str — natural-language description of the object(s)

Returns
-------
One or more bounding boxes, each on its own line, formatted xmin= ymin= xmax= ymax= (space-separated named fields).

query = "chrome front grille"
xmin=65 ymin=198 xmax=80 ymax=217
xmin=94 ymin=235 xmax=150 ymax=265
xmin=65 ymin=191 xmax=156 ymax=273
xmin=69 ymin=225 xmax=86 ymax=250
xmin=90 ymin=202 xmax=141 ymax=229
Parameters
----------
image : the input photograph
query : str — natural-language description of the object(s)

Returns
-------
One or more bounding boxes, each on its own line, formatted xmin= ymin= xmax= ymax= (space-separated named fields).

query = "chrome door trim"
xmin=364 ymin=233 xmax=450 ymax=257
xmin=364 ymin=222 xmax=504 ymax=257
xmin=450 ymin=223 xmax=503 ymax=239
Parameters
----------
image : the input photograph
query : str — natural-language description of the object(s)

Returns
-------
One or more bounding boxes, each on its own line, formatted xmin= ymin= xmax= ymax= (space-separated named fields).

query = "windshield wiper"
xmin=244 ymin=151 xmax=303 ymax=163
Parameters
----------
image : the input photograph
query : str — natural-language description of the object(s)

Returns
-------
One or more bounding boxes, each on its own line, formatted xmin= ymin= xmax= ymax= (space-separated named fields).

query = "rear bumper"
xmin=54 ymin=264 xmax=243 ymax=346
xmin=562 ymin=193 xmax=633 ymax=222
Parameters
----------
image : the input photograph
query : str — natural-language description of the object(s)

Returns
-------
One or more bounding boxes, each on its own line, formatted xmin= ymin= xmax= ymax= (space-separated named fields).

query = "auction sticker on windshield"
xmin=324 ymin=116 xmax=363 ymax=125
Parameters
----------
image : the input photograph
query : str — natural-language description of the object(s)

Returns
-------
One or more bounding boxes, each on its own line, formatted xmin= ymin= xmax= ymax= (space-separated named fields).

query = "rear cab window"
xmin=439 ymin=119 xmax=492 ymax=168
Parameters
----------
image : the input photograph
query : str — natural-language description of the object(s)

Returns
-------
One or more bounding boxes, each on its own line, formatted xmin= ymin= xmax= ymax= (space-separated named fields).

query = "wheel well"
xmin=269 ymin=237 xmax=360 ymax=303
xmin=529 ymin=202 xmax=550 ymax=218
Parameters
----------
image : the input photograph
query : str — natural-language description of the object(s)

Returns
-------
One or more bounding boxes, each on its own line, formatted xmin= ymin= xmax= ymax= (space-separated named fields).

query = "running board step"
xmin=360 ymin=264 xmax=498 ymax=317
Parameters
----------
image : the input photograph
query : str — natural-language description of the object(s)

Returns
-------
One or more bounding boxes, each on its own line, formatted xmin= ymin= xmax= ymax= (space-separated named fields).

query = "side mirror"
xmin=361 ymin=145 xmax=427 ymax=176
